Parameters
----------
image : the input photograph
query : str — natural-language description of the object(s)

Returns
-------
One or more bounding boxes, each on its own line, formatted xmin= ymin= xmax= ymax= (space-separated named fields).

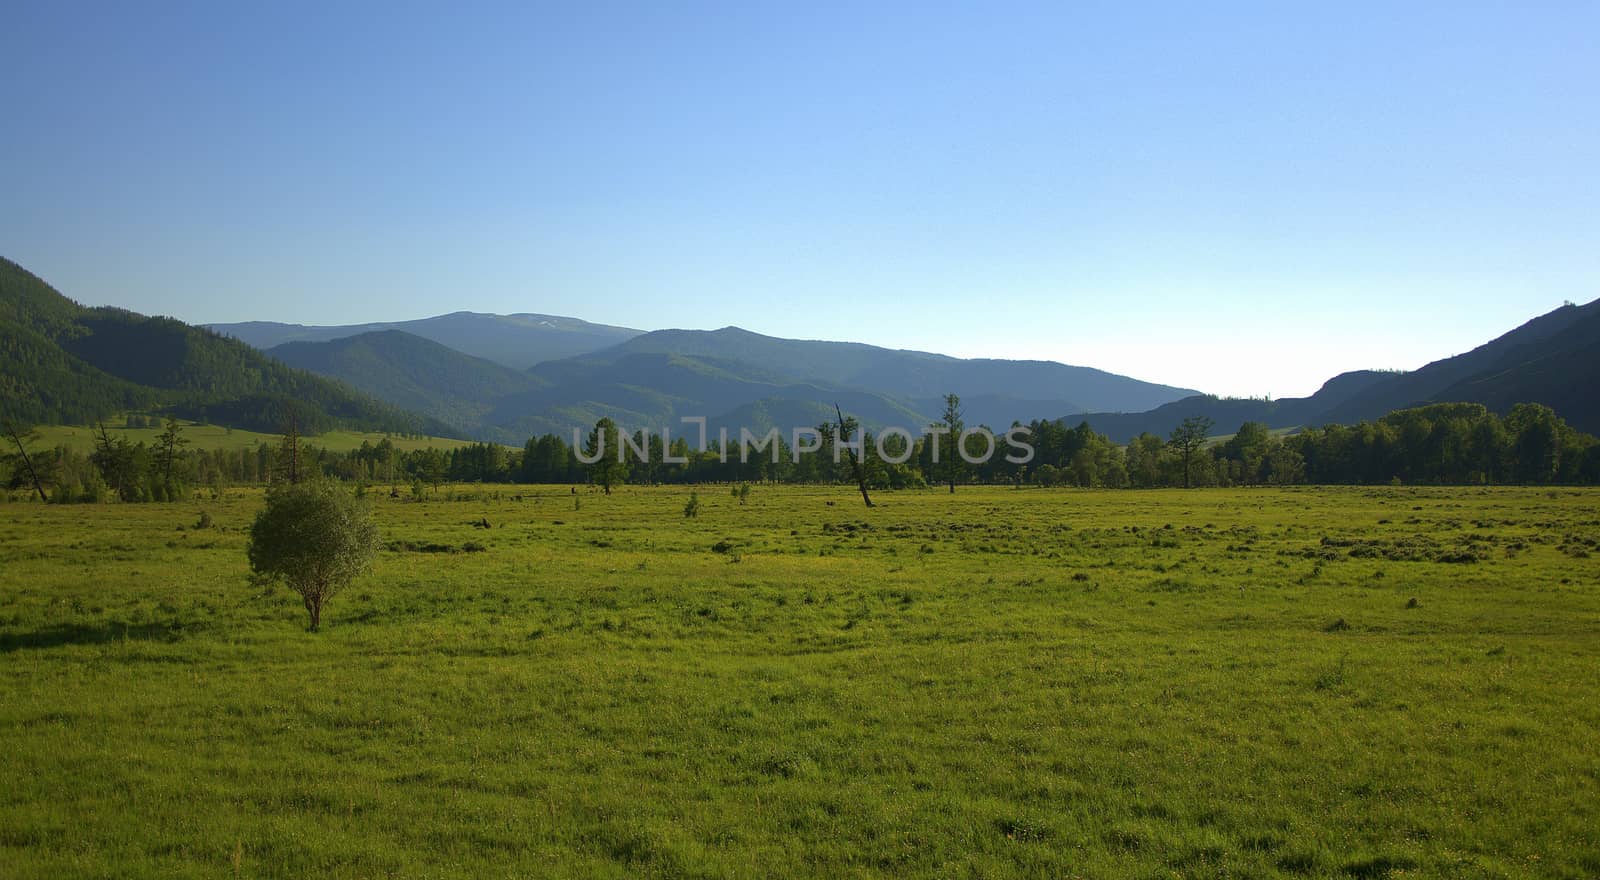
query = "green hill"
xmin=0 ymin=257 xmax=454 ymax=437
xmin=268 ymin=331 xmax=544 ymax=443
xmin=500 ymin=352 xmax=931 ymax=438
xmin=1320 ymin=298 xmax=1600 ymax=431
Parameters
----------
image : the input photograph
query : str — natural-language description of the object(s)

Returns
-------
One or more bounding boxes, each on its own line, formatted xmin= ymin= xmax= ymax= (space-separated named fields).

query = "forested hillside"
xmin=268 ymin=331 xmax=544 ymax=443
xmin=0 ymin=257 xmax=454 ymax=436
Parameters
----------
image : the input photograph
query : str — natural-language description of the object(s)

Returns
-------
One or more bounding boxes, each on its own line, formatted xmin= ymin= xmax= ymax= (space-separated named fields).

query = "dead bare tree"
xmin=833 ymin=402 xmax=873 ymax=508
xmin=3 ymin=421 xmax=50 ymax=502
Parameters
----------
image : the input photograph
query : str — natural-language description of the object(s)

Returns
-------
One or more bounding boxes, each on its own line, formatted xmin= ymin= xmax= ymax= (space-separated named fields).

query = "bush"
xmin=684 ymin=492 xmax=701 ymax=518
xmin=247 ymin=480 xmax=380 ymax=631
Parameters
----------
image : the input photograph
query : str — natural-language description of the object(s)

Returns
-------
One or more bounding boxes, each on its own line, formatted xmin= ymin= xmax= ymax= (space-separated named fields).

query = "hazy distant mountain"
xmin=267 ymin=331 xmax=544 ymax=443
xmin=261 ymin=329 xmax=929 ymax=441
xmin=1070 ymin=298 xmax=1600 ymax=440
xmin=211 ymin=311 xmax=642 ymax=370
xmin=0 ymin=257 xmax=452 ymax=436
xmin=592 ymin=326 xmax=1199 ymax=419
xmin=259 ymin=321 xmax=1199 ymax=442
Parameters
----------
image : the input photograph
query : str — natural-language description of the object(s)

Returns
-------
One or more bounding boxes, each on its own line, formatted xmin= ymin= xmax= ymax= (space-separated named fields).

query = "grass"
xmin=1 ymin=484 xmax=1598 ymax=877
xmin=31 ymin=420 xmax=479 ymax=454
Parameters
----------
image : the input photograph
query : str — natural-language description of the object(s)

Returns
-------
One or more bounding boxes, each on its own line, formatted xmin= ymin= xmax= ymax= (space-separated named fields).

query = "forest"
xmin=6 ymin=399 xmax=1597 ymax=504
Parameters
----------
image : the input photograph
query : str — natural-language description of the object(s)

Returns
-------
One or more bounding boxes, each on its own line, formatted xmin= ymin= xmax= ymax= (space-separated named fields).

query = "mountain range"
xmin=264 ymin=325 xmax=1197 ymax=443
xmin=209 ymin=312 xmax=641 ymax=370
xmin=6 ymin=254 xmax=1598 ymax=444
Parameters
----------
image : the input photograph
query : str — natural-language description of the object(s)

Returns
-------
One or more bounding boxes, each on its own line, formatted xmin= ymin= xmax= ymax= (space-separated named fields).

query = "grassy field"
xmin=32 ymin=420 xmax=478 ymax=454
xmin=2 ymin=485 xmax=1598 ymax=878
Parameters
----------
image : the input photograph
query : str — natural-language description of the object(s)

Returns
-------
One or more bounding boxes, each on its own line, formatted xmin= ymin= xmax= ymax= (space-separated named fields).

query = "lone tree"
xmin=155 ymin=415 xmax=190 ymax=489
xmin=584 ymin=416 xmax=629 ymax=494
xmin=248 ymin=480 xmax=380 ymax=631
xmin=935 ymin=393 xmax=966 ymax=493
xmin=1168 ymin=415 xmax=1215 ymax=489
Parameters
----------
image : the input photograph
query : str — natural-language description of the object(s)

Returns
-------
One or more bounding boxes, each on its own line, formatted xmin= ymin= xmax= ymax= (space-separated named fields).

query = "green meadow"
xmin=2 ymin=485 xmax=1598 ymax=878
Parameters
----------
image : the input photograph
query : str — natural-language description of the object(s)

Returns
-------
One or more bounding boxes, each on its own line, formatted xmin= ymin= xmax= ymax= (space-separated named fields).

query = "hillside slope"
xmin=0 ymin=257 xmax=452 ymax=436
xmin=1070 ymin=371 xmax=1397 ymax=442
xmin=1071 ymin=298 xmax=1600 ymax=439
xmin=269 ymin=331 xmax=543 ymax=443
xmin=1319 ymin=299 xmax=1600 ymax=432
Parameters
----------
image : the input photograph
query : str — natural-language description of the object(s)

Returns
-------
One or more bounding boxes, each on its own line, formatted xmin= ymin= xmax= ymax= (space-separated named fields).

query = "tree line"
xmin=5 ymin=399 xmax=1598 ymax=503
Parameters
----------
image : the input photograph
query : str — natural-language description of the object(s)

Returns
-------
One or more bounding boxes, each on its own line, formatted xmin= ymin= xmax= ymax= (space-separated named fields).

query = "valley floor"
xmin=1 ymin=485 xmax=1598 ymax=878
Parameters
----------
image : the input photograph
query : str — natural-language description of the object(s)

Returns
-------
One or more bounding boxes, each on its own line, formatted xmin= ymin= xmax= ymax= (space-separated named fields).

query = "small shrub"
xmin=684 ymin=492 xmax=701 ymax=518
xmin=1313 ymin=654 xmax=1348 ymax=691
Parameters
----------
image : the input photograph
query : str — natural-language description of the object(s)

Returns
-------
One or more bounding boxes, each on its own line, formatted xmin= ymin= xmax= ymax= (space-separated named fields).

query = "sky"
xmin=3 ymin=2 xmax=1597 ymax=398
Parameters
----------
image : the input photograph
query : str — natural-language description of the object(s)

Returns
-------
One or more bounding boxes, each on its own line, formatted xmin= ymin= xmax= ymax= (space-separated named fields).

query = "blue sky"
xmin=3 ymin=2 xmax=1596 ymax=398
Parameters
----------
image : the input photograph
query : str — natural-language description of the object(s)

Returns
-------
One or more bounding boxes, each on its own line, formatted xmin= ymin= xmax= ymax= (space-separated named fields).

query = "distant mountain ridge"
xmin=266 ymin=323 xmax=1201 ymax=442
xmin=211 ymin=311 xmax=642 ymax=370
xmin=606 ymin=326 xmax=1195 ymax=414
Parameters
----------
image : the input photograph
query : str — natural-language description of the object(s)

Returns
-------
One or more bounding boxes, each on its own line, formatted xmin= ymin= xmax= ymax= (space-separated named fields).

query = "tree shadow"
xmin=0 ymin=621 xmax=186 ymax=652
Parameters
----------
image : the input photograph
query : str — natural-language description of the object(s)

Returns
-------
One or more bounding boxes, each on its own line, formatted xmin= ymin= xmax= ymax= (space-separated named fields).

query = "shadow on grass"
xmin=0 ymin=621 xmax=187 ymax=652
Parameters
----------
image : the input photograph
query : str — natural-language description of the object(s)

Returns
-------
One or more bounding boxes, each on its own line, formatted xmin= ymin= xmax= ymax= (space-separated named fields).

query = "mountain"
xmin=1064 ymin=371 xmax=1396 ymax=443
xmin=210 ymin=311 xmax=642 ymax=370
xmin=605 ymin=327 xmax=1197 ymax=417
xmin=0 ymin=257 xmax=454 ymax=436
xmin=1427 ymin=317 xmax=1600 ymax=426
xmin=1316 ymin=299 xmax=1600 ymax=430
xmin=259 ymin=328 xmax=929 ymax=441
xmin=258 ymin=322 xmax=1197 ymax=443
xmin=499 ymin=352 xmax=931 ymax=439
xmin=1070 ymin=298 xmax=1600 ymax=440
xmin=267 ymin=331 xmax=544 ymax=443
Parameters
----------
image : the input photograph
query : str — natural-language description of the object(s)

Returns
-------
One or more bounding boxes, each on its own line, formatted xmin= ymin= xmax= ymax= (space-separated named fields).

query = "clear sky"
xmin=3 ymin=2 xmax=1596 ymax=398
